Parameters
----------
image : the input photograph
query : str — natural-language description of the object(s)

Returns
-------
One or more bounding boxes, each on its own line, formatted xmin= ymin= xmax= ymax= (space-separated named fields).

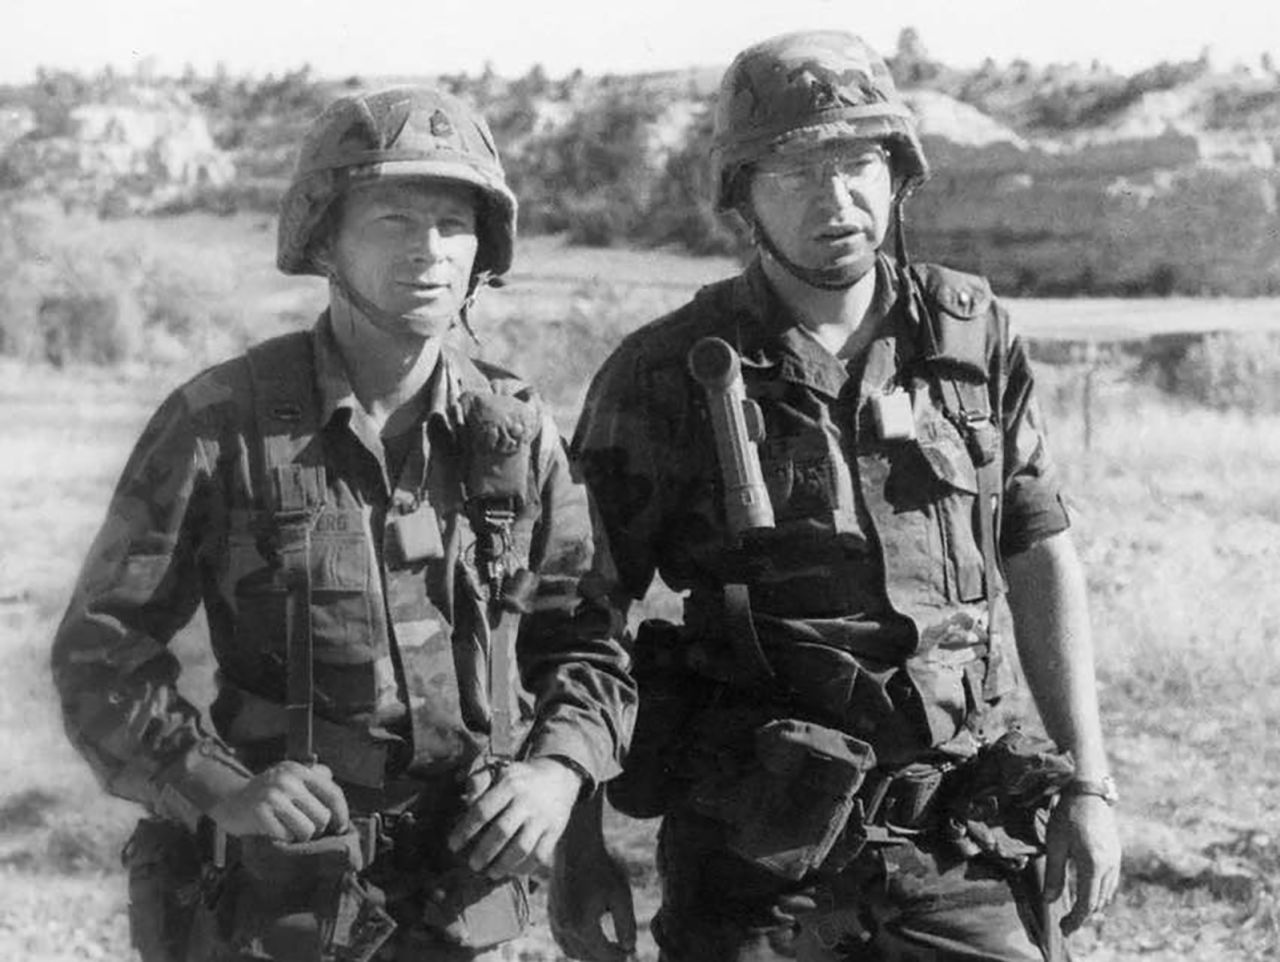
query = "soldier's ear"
xmin=308 ymin=198 xmax=346 ymax=274
xmin=309 ymin=228 xmax=338 ymax=276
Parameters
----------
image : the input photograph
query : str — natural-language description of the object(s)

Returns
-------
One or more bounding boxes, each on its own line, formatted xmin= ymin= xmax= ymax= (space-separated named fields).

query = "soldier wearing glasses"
xmin=552 ymin=30 xmax=1121 ymax=962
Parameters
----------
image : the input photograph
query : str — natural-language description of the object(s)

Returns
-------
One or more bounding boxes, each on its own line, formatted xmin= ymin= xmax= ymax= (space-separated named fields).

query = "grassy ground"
xmin=2 ymin=214 xmax=1279 ymax=960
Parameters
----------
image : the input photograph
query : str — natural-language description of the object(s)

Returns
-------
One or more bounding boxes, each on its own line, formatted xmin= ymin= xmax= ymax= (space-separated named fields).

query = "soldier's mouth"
xmin=816 ymin=226 xmax=862 ymax=243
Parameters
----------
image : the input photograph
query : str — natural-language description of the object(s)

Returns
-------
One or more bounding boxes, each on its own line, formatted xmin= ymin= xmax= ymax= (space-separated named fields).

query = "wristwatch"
xmin=1062 ymin=775 xmax=1119 ymax=806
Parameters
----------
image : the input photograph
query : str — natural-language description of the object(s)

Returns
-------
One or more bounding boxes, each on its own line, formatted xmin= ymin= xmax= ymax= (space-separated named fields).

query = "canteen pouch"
xmin=690 ymin=719 xmax=876 ymax=880
xmin=390 ymin=765 xmax=532 ymax=950
xmin=459 ymin=392 xmax=540 ymax=506
xmin=231 ymin=828 xmax=395 ymax=962
xmin=420 ymin=867 xmax=530 ymax=950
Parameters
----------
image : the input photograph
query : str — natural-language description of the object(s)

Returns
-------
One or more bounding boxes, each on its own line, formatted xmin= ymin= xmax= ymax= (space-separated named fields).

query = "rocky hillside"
xmin=2 ymin=32 xmax=1279 ymax=294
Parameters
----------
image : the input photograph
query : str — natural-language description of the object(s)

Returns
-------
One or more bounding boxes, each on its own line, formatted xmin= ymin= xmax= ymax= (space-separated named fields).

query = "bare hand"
xmin=207 ymin=760 xmax=350 ymax=842
xmin=447 ymin=757 xmax=584 ymax=878
xmin=549 ymin=793 xmax=636 ymax=962
xmin=1044 ymin=793 xmax=1122 ymax=934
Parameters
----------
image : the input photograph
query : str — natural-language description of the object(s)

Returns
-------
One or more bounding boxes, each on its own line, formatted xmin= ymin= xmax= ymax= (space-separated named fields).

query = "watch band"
xmin=1062 ymin=775 xmax=1119 ymax=806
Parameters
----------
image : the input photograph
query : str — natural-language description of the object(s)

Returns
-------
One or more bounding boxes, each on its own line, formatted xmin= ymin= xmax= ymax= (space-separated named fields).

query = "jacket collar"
xmin=310 ymin=311 xmax=491 ymax=441
xmin=726 ymin=254 xmax=902 ymax=399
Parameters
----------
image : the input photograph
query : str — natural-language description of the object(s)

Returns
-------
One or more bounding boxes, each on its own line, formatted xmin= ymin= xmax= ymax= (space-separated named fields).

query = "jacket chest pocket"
xmin=912 ymin=411 xmax=986 ymax=604
xmin=760 ymin=433 xmax=834 ymax=522
xmin=758 ymin=430 xmax=859 ymax=537
xmin=225 ymin=509 xmax=377 ymax=697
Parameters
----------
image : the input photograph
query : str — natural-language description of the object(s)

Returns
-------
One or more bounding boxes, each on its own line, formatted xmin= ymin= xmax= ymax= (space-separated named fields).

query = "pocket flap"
xmin=754 ymin=719 xmax=876 ymax=786
xmin=914 ymin=411 xmax=979 ymax=495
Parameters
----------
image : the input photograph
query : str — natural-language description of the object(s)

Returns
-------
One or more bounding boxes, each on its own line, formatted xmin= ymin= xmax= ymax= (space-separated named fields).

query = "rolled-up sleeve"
xmin=997 ymin=313 xmax=1071 ymax=557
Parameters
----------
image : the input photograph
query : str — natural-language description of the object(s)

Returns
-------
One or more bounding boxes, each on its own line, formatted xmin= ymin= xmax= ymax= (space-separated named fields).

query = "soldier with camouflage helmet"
xmin=552 ymin=31 xmax=1120 ymax=962
xmin=52 ymin=86 xmax=635 ymax=961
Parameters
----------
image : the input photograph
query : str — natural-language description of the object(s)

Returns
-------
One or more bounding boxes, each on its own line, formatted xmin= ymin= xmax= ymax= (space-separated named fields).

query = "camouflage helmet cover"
xmin=712 ymin=31 xmax=930 ymax=210
xmin=277 ymin=86 xmax=517 ymax=278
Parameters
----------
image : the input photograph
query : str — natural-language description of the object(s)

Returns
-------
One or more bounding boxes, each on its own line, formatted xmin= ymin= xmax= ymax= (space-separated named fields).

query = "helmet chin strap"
xmin=322 ymin=261 xmax=493 ymax=341
xmin=747 ymin=211 xmax=875 ymax=291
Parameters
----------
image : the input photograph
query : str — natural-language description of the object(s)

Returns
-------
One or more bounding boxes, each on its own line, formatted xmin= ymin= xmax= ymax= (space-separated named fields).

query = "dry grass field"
xmin=2 ymin=214 xmax=1279 ymax=961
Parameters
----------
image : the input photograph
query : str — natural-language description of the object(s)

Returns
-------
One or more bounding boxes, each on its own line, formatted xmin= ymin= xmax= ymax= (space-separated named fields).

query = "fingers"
xmin=1099 ymin=859 xmax=1121 ymax=908
xmin=253 ymin=808 xmax=295 ymax=843
xmin=1061 ymin=856 xmax=1122 ymax=935
xmin=448 ymin=776 xmax=511 ymax=856
xmin=272 ymin=797 xmax=329 ymax=841
xmin=267 ymin=762 xmax=347 ymax=840
xmin=458 ymin=801 xmax=553 ymax=878
xmin=297 ymin=763 xmax=350 ymax=832
xmin=475 ymin=814 xmax=542 ymax=877
xmin=1060 ymin=864 xmax=1099 ymax=934
xmin=461 ymin=764 xmax=496 ymax=803
xmin=210 ymin=762 xmax=350 ymax=841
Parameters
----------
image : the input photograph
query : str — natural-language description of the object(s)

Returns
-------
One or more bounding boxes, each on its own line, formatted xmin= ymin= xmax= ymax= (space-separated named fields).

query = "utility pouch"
xmin=607 ymin=619 xmax=708 ymax=818
xmin=459 ymin=392 xmax=540 ymax=506
xmin=420 ymin=867 xmax=530 ymax=950
xmin=942 ymin=728 xmax=1076 ymax=871
xmin=231 ymin=828 xmax=395 ymax=962
xmin=691 ymin=719 xmax=877 ymax=880
xmin=122 ymin=818 xmax=203 ymax=962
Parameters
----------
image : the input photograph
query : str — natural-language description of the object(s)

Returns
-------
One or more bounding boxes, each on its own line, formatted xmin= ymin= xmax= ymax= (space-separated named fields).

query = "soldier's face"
xmin=749 ymin=140 xmax=893 ymax=279
xmin=329 ymin=179 xmax=479 ymax=339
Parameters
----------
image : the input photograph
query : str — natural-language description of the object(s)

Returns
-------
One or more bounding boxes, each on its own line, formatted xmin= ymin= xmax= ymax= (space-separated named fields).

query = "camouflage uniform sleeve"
xmin=569 ymin=341 xmax=670 ymax=604
xmin=50 ymin=387 xmax=251 ymax=829
xmin=515 ymin=400 xmax=637 ymax=788
xmin=997 ymin=306 xmax=1072 ymax=557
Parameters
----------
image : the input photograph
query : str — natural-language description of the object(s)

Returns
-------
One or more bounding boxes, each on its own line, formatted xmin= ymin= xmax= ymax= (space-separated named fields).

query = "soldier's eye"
xmin=437 ymin=216 xmax=473 ymax=235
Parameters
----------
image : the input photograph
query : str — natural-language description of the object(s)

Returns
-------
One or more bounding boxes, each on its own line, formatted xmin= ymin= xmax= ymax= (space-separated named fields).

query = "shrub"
xmin=0 ymin=198 xmax=144 ymax=364
xmin=640 ymin=104 xmax=750 ymax=258
xmin=562 ymin=189 xmax=641 ymax=248
xmin=0 ymin=199 xmax=253 ymax=368
xmin=1167 ymin=331 xmax=1280 ymax=414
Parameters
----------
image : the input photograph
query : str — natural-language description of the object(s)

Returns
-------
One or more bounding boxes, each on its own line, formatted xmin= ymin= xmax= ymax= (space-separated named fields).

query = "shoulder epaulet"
xmin=912 ymin=263 xmax=994 ymax=321
xmin=244 ymin=331 xmax=324 ymax=514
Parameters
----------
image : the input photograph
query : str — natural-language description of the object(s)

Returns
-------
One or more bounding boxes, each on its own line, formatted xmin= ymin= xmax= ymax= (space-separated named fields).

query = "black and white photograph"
xmin=2 ymin=2 xmax=1278 ymax=960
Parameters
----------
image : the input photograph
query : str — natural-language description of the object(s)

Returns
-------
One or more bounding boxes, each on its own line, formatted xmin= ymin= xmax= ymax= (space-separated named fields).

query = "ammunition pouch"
xmin=688 ymin=718 xmax=877 ymax=881
xmin=122 ymin=818 xmax=205 ymax=962
xmin=228 ymin=827 xmax=394 ymax=962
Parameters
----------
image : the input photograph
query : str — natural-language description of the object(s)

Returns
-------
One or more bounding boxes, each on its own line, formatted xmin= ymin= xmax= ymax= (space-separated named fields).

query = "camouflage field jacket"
xmin=571 ymin=255 xmax=1068 ymax=757
xmin=52 ymin=314 xmax=635 ymax=827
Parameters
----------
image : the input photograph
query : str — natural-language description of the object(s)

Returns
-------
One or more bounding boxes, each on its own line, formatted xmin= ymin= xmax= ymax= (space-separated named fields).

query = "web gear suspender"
xmin=906 ymin=267 xmax=1007 ymax=693
xmin=246 ymin=333 xmax=327 ymax=765
xmin=471 ymin=503 xmax=523 ymax=761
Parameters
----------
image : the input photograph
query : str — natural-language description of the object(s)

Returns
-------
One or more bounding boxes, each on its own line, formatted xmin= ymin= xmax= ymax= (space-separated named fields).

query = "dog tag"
xmin=871 ymin=390 xmax=916 ymax=441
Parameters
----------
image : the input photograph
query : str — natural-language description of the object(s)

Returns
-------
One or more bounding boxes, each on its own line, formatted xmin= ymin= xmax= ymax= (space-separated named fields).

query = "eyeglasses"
xmin=754 ymin=146 xmax=890 ymax=193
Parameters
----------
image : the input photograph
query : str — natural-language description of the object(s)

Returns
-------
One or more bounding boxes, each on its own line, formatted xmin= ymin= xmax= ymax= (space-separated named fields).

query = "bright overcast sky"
xmin=4 ymin=0 xmax=1279 ymax=83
